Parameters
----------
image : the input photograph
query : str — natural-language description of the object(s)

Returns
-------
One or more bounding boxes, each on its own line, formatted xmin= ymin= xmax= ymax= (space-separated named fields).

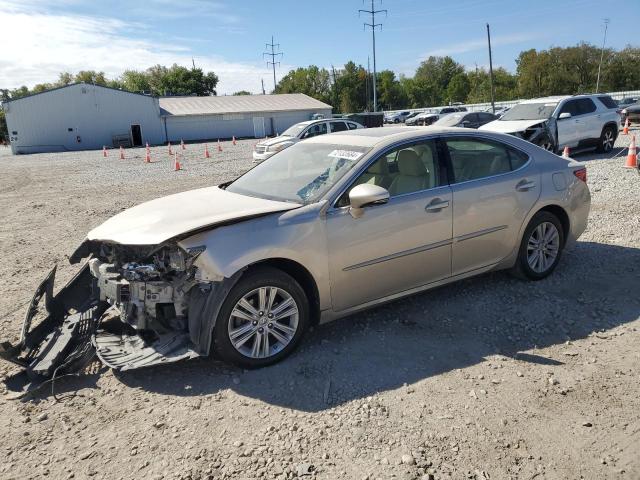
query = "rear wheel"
xmin=213 ymin=267 xmax=309 ymax=368
xmin=597 ymin=125 xmax=616 ymax=153
xmin=511 ymin=211 xmax=564 ymax=280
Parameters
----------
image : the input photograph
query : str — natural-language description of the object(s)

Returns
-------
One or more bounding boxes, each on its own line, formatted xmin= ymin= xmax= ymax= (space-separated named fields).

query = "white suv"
xmin=253 ymin=119 xmax=363 ymax=162
xmin=480 ymin=94 xmax=619 ymax=153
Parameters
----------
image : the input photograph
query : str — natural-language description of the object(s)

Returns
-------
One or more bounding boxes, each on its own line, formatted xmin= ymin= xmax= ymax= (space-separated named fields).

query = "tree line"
xmin=275 ymin=43 xmax=640 ymax=112
xmin=2 ymin=43 xmax=639 ymax=140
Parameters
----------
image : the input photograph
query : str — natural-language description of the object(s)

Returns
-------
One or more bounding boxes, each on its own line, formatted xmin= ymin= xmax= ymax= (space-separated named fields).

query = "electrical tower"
xmin=263 ymin=36 xmax=283 ymax=92
xmin=359 ymin=0 xmax=387 ymax=112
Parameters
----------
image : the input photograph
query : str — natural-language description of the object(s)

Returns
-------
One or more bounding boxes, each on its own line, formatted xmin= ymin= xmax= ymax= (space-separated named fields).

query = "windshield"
xmin=281 ymin=123 xmax=307 ymax=137
xmin=434 ymin=113 xmax=465 ymax=126
xmin=227 ymin=142 xmax=371 ymax=204
xmin=501 ymin=102 xmax=557 ymax=121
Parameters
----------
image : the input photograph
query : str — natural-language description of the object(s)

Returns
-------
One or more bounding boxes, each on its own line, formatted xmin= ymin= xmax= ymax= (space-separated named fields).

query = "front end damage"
xmin=511 ymin=118 xmax=558 ymax=149
xmin=0 ymin=242 xmax=239 ymax=386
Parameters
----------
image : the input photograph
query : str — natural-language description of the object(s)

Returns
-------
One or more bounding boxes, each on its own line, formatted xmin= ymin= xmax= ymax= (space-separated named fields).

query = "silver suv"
xmin=480 ymin=94 xmax=620 ymax=153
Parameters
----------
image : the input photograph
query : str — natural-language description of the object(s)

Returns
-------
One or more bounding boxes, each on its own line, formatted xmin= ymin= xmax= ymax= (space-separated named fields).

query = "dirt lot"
xmin=0 ymin=132 xmax=639 ymax=480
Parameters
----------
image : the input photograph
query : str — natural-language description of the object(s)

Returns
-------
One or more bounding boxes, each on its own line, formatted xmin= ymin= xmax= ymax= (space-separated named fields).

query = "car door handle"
xmin=425 ymin=199 xmax=450 ymax=212
xmin=516 ymin=180 xmax=536 ymax=192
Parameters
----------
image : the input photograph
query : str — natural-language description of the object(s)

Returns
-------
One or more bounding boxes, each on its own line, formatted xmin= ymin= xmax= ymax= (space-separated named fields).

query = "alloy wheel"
xmin=602 ymin=129 xmax=614 ymax=152
xmin=227 ymin=286 xmax=299 ymax=359
xmin=527 ymin=222 xmax=560 ymax=274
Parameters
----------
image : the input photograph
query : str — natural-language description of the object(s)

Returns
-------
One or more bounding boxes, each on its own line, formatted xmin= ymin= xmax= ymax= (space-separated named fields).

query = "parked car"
xmin=480 ymin=94 xmax=619 ymax=153
xmin=617 ymin=97 xmax=639 ymax=108
xmin=384 ymin=111 xmax=412 ymax=124
xmin=621 ymin=102 xmax=640 ymax=125
xmin=432 ymin=111 xmax=497 ymax=128
xmin=252 ymin=119 xmax=363 ymax=161
xmin=1 ymin=126 xmax=590 ymax=377
xmin=408 ymin=107 xmax=464 ymax=126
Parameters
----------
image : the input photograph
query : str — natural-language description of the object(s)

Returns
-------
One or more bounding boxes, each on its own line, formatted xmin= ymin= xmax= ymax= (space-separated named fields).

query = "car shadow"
xmin=112 ymin=240 xmax=640 ymax=411
xmin=32 ymin=241 xmax=640 ymax=410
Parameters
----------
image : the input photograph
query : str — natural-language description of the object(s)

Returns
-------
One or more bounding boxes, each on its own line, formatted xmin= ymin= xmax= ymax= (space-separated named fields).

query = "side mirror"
xmin=558 ymin=112 xmax=572 ymax=120
xmin=348 ymin=184 xmax=389 ymax=218
xmin=460 ymin=120 xmax=470 ymax=126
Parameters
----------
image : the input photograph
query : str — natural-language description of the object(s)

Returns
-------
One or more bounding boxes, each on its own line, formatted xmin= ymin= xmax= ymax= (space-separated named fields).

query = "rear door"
xmin=575 ymin=98 xmax=600 ymax=141
xmin=330 ymin=121 xmax=348 ymax=133
xmin=442 ymin=135 xmax=540 ymax=276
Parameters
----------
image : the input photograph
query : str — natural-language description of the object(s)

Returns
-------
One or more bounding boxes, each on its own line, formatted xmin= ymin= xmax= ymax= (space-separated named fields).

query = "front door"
xmin=442 ymin=136 xmax=540 ymax=276
xmin=326 ymin=139 xmax=453 ymax=311
xmin=556 ymin=100 xmax=580 ymax=147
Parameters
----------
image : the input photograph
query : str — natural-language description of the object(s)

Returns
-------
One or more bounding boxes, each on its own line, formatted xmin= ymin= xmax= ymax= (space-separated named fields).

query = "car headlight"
xmin=621 ymin=109 xmax=627 ymax=114
xmin=268 ymin=143 xmax=291 ymax=152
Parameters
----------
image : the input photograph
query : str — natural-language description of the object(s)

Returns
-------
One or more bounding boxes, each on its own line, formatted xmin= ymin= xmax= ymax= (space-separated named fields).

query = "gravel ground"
xmin=0 ymin=131 xmax=639 ymax=480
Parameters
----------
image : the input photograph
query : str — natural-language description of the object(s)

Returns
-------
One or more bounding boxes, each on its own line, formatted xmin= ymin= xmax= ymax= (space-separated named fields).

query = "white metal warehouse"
xmin=3 ymin=83 xmax=332 ymax=154
xmin=159 ymin=94 xmax=332 ymax=142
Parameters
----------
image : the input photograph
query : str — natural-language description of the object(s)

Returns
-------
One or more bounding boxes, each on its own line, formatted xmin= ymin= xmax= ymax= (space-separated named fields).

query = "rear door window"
xmin=346 ymin=122 xmax=359 ymax=130
xmin=576 ymin=98 xmax=597 ymax=115
xmin=444 ymin=137 xmax=529 ymax=183
xmin=559 ymin=100 xmax=580 ymax=117
xmin=330 ymin=121 xmax=348 ymax=133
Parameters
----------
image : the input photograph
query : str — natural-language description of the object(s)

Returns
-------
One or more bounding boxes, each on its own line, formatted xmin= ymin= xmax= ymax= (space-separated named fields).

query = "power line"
xmin=263 ymin=36 xmax=283 ymax=93
xmin=359 ymin=0 xmax=387 ymax=112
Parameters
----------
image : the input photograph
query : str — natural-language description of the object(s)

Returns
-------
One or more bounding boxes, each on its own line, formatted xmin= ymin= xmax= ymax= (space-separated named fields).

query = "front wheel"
xmin=536 ymin=135 xmax=555 ymax=152
xmin=511 ymin=212 xmax=564 ymax=280
xmin=213 ymin=267 xmax=309 ymax=368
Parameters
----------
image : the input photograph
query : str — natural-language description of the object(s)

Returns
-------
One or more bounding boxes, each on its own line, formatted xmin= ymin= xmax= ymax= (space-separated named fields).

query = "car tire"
xmin=213 ymin=267 xmax=310 ymax=369
xmin=596 ymin=125 xmax=616 ymax=153
xmin=536 ymin=135 xmax=555 ymax=152
xmin=510 ymin=211 xmax=565 ymax=281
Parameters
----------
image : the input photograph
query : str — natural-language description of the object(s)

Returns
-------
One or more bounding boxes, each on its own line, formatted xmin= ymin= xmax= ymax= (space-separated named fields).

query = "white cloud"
xmin=422 ymin=33 xmax=541 ymax=58
xmin=0 ymin=0 xmax=285 ymax=94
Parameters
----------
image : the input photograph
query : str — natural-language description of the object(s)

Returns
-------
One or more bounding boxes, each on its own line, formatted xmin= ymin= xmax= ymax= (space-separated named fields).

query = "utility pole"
xmin=359 ymin=0 xmax=387 ymax=112
xmin=331 ymin=65 xmax=339 ymax=110
xmin=366 ymin=56 xmax=371 ymax=111
xmin=261 ymin=78 xmax=266 ymax=95
xmin=191 ymin=57 xmax=196 ymax=70
xmin=263 ymin=36 xmax=283 ymax=92
xmin=486 ymin=23 xmax=495 ymax=114
xmin=595 ymin=18 xmax=610 ymax=93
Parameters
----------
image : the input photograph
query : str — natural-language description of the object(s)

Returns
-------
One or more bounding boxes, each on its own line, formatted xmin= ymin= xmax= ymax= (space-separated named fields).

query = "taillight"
xmin=573 ymin=168 xmax=587 ymax=182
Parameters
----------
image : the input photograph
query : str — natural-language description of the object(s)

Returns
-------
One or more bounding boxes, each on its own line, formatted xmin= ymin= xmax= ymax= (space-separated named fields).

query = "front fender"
xmin=178 ymin=204 xmax=331 ymax=310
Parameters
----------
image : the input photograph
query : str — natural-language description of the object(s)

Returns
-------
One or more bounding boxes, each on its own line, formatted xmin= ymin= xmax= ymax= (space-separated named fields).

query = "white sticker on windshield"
xmin=328 ymin=150 xmax=363 ymax=161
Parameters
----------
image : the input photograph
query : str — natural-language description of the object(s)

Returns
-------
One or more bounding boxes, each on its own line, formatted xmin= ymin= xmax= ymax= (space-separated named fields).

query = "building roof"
xmin=159 ymin=93 xmax=332 ymax=116
xmin=2 ymin=82 xmax=155 ymax=104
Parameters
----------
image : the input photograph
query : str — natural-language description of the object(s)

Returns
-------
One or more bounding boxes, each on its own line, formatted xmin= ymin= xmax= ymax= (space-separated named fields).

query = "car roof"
xmin=304 ymin=126 xmax=498 ymax=148
xmin=293 ymin=118 xmax=351 ymax=127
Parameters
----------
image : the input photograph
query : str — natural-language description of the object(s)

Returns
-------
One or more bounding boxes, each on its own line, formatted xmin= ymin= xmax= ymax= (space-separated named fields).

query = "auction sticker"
xmin=328 ymin=150 xmax=363 ymax=161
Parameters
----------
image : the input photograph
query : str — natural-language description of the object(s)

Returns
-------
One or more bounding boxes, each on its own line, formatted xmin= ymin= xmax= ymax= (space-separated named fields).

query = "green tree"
xmin=74 ymin=70 xmax=108 ymax=85
xmin=377 ymin=70 xmax=407 ymax=110
xmin=275 ymin=65 xmax=332 ymax=104
xmin=446 ymin=73 xmax=470 ymax=104
xmin=233 ymin=90 xmax=252 ymax=95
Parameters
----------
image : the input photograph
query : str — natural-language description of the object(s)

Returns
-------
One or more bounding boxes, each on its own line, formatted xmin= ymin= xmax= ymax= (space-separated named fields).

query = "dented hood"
xmin=479 ymin=118 xmax=546 ymax=134
xmin=87 ymin=186 xmax=301 ymax=245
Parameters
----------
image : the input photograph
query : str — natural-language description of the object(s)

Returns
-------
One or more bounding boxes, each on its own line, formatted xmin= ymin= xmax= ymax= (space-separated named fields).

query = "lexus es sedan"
xmin=0 ymin=127 xmax=590 ymax=379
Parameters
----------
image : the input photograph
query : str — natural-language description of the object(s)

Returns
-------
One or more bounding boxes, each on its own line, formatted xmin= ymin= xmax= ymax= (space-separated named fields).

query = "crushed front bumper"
xmin=0 ymin=265 xmax=104 ymax=380
xmin=0 ymin=265 xmax=200 ymax=389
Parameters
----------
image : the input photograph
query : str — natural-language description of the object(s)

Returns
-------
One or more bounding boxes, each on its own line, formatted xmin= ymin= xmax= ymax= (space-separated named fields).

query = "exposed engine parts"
xmin=88 ymin=246 xmax=198 ymax=332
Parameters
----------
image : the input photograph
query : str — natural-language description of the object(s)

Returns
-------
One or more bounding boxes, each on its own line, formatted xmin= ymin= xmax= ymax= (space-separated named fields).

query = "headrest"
xmin=397 ymin=150 xmax=426 ymax=176
xmin=367 ymin=160 xmax=389 ymax=175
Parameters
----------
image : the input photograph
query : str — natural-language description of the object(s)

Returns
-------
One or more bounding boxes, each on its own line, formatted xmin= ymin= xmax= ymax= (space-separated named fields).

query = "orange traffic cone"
xmin=232 ymin=136 xmax=237 ymax=146
xmin=217 ymin=139 xmax=222 ymax=152
xmin=174 ymin=152 xmax=182 ymax=171
xmin=204 ymin=144 xmax=210 ymax=158
xmin=119 ymin=145 xmax=125 ymax=160
xmin=623 ymin=135 xmax=637 ymax=168
xmin=181 ymin=139 xmax=185 ymax=150
xmin=102 ymin=146 xmax=107 ymax=157
xmin=623 ymin=118 xmax=629 ymax=135
xmin=168 ymin=142 xmax=173 ymax=155
xmin=562 ymin=146 xmax=570 ymax=158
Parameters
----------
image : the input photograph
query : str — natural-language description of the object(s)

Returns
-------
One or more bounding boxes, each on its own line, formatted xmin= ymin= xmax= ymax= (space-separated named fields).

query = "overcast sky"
xmin=1 ymin=0 xmax=637 ymax=94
